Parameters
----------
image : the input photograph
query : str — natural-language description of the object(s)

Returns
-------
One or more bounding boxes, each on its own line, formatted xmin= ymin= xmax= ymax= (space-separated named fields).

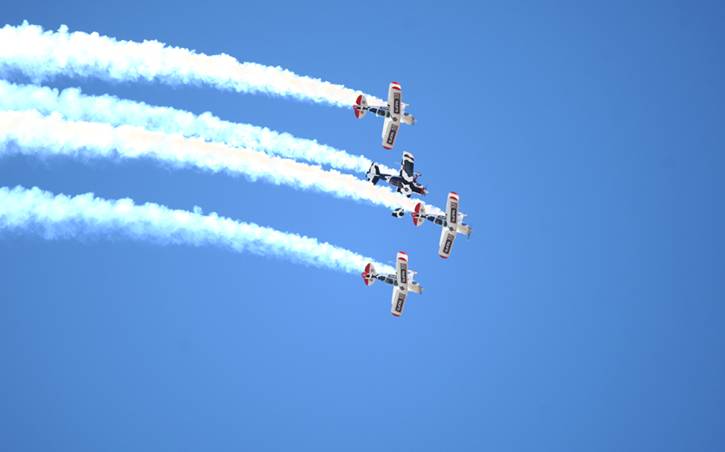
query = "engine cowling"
xmin=361 ymin=262 xmax=376 ymax=286
xmin=412 ymin=202 xmax=425 ymax=227
xmin=353 ymin=94 xmax=367 ymax=119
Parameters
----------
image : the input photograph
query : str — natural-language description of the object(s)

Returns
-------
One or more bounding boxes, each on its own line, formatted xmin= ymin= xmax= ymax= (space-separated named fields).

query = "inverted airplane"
xmin=368 ymin=151 xmax=427 ymax=218
xmin=412 ymin=192 xmax=472 ymax=259
xmin=353 ymin=81 xmax=415 ymax=150
xmin=362 ymin=251 xmax=423 ymax=317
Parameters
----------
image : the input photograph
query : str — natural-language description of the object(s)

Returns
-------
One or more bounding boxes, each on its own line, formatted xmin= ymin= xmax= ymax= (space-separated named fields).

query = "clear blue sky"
xmin=1 ymin=1 xmax=724 ymax=451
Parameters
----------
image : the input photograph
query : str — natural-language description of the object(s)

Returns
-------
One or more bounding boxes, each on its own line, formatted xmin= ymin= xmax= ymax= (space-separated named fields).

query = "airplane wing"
xmin=381 ymin=117 xmax=399 ymax=150
xmin=400 ymin=151 xmax=415 ymax=182
xmin=391 ymin=251 xmax=409 ymax=316
xmin=438 ymin=193 xmax=461 ymax=258
xmin=380 ymin=82 xmax=403 ymax=149
xmin=396 ymin=251 xmax=409 ymax=287
xmin=446 ymin=192 xmax=460 ymax=228
xmin=388 ymin=82 xmax=402 ymax=118
xmin=390 ymin=286 xmax=408 ymax=317
xmin=438 ymin=228 xmax=456 ymax=259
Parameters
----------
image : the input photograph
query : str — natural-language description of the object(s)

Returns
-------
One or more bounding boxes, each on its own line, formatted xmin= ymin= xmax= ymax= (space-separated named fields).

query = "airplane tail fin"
xmin=460 ymin=224 xmax=473 ymax=238
xmin=361 ymin=263 xmax=376 ymax=286
xmin=353 ymin=94 xmax=367 ymax=119
xmin=366 ymin=163 xmax=381 ymax=185
xmin=409 ymin=281 xmax=423 ymax=294
xmin=411 ymin=202 xmax=425 ymax=227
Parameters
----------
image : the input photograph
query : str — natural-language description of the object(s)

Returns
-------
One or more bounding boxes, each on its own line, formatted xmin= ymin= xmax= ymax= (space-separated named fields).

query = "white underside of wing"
xmin=382 ymin=118 xmax=399 ymax=149
xmin=438 ymin=228 xmax=456 ymax=259
xmin=391 ymin=286 xmax=407 ymax=317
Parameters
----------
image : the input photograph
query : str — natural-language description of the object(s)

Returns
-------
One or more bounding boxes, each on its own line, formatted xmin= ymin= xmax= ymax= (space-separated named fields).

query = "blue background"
xmin=1 ymin=1 xmax=724 ymax=451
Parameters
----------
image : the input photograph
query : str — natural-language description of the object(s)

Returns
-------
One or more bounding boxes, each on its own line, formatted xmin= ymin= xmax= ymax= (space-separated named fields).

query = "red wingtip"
xmin=383 ymin=145 xmax=393 ymax=150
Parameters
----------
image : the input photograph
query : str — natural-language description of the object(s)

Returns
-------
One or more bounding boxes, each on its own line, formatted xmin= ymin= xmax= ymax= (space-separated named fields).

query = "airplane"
xmin=368 ymin=151 xmax=428 ymax=218
xmin=361 ymin=251 xmax=423 ymax=317
xmin=412 ymin=192 xmax=473 ymax=259
xmin=353 ymin=81 xmax=415 ymax=150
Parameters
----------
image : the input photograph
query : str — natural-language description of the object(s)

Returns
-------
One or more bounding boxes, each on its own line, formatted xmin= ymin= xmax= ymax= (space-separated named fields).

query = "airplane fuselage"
xmin=380 ymin=174 xmax=427 ymax=196
xmin=362 ymin=105 xmax=415 ymax=125
xmin=419 ymin=212 xmax=470 ymax=233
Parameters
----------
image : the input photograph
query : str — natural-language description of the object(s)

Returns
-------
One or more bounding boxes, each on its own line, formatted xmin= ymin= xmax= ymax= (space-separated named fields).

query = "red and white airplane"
xmin=412 ymin=192 xmax=473 ymax=259
xmin=353 ymin=81 xmax=415 ymax=150
xmin=361 ymin=251 xmax=423 ymax=317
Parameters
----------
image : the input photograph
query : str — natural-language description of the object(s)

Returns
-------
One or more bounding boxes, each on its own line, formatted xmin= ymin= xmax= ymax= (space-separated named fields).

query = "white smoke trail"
xmin=0 ymin=80 xmax=395 ymax=174
xmin=0 ymin=22 xmax=384 ymax=107
xmin=0 ymin=185 xmax=396 ymax=274
xmin=0 ymin=110 xmax=442 ymax=215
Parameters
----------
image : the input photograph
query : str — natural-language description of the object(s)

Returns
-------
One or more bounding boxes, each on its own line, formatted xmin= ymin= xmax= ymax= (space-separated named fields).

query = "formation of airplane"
xmin=353 ymin=81 xmax=415 ymax=150
xmin=353 ymin=82 xmax=473 ymax=317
